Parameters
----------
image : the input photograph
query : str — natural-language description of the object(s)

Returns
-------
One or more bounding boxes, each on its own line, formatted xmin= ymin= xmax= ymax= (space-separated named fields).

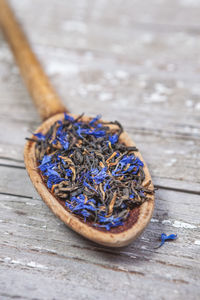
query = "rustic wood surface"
xmin=0 ymin=0 xmax=200 ymax=299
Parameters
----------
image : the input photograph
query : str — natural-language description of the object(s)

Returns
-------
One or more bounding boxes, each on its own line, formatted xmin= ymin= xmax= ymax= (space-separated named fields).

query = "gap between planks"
xmin=0 ymin=161 xmax=199 ymax=196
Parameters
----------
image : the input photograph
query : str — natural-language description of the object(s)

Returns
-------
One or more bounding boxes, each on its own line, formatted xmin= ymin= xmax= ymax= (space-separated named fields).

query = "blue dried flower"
xmin=64 ymin=113 xmax=74 ymax=122
xmin=81 ymin=209 xmax=91 ymax=221
xmin=76 ymin=125 xmax=83 ymax=138
xmin=65 ymin=169 xmax=72 ymax=177
xmin=83 ymin=180 xmax=97 ymax=192
xmin=47 ymin=175 xmax=63 ymax=189
xmin=61 ymin=140 xmax=69 ymax=150
xmin=134 ymin=157 xmax=144 ymax=167
xmin=94 ymin=215 xmax=124 ymax=230
xmin=41 ymin=155 xmax=52 ymax=165
xmin=76 ymin=126 xmax=105 ymax=138
xmin=104 ymin=180 xmax=111 ymax=192
xmin=91 ymin=167 xmax=108 ymax=184
xmin=87 ymin=198 xmax=96 ymax=205
xmin=33 ymin=132 xmax=46 ymax=141
xmin=119 ymin=155 xmax=134 ymax=167
xmin=109 ymin=134 xmax=118 ymax=145
xmin=44 ymin=168 xmax=60 ymax=177
xmin=89 ymin=115 xmax=101 ymax=126
xmin=56 ymin=124 xmax=63 ymax=136
xmin=73 ymin=203 xmax=96 ymax=212
xmin=77 ymin=194 xmax=85 ymax=201
xmin=38 ymin=155 xmax=53 ymax=172
xmin=65 ymin=201 xmax=74 ymax=210
xmin=158 ymin=233 xmax=178 ymax=248
xmin=70 ymin=196 xmax=80 ymax=204
xmin=90 ymin=129 xmax=105 ymax=138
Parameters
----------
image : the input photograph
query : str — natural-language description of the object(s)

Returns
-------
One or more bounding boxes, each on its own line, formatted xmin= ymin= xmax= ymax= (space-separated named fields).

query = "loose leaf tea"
xmin=31 ymin=114 xmax=154 ymax=231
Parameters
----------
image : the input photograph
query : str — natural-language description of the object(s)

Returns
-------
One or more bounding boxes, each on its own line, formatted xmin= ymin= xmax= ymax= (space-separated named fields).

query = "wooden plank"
xmin=1 ymin=31 xmax=200 ymax=184
xmin=0 ymin=166 xmax=200 ymax=254
xmin=1 ymin=41 xmax=200 ymax=129
xmin=1 ymin=261 xmax=198 ymax=300
xmin=0 ymin=114 xmax=199 ymax=184
xmin=0 ymin=189 xmax=199 ymax=299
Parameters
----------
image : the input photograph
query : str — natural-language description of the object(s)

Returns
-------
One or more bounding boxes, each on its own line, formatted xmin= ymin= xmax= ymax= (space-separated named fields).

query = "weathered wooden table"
xmin=0 ymin=0 xmax=200 ymax=299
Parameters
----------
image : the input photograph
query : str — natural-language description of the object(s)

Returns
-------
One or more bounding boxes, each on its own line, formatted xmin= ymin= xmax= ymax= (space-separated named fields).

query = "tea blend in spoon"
xmin=0 ymin=0 xmax=155 ymax=246
xmin=31 ymin=113 xmax=154 ymax=231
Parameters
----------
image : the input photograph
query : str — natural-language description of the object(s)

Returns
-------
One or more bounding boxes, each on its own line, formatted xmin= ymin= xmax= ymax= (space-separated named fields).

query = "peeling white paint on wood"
xmin=2 ymin=257 xmax=48 ymax=269
xmin=172 ymin=221 xmax=198 ymax=229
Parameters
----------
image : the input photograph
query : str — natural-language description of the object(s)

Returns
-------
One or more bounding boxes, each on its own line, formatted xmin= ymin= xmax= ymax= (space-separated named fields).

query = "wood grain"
xmin=0 ymin=0 xmax=66 ymax=121
xmin=0 ymin=0 xmax=200 ymax=299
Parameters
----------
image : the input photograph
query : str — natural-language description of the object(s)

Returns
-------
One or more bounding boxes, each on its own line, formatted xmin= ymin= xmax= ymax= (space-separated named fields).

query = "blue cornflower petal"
xmin=83 ymin=180 xmax=97 ymax=192
xmin=87 ymin=198 xmax=96 ymax=205
xmin=98 ymin=215 xmax=122 ymax=224
xmin=78 ymin=194 xmax=85 ymax=202
xmin=65 ymin=201 xmax=73 ymax=210
xmin=124 ymin=165 xmax=135 ymax=173
xmin=92 ymin=167 xmax=108 ymax=184
xmin=89 ymin=115 xmax=101 ymax=126
xmin=47 ymin=179 xmax=52 ymax=189
xmin=46 ymin=173 xmax=64 ymax=189
xmin=104 ymin=180 xmax=111 ymax=192
xmin=64 ymin=113 xmax=74 ymax=122
xmin=72 ymin=203 xmax=84 ymax=211
xmin=91 ymin=129 xmax=106 ymax=138
xmin=90 ymin=168 xmax=99 ymax=176
xmin=134 ymin=157 xmax=144 ymax=167
xmin=158 ymin=233 xmax=178 ymax=248
xmin=79 ymin=209 xmax=91 ymax=222
xmin=41 ymin=155 xmax=52 ymax=165
xmin=84 ymin=204 xmax=96 ymax=211
xmin=112 ymin=169 xmax=123 ymax=177
xmin=38 ymin=155 xmax=53 ymax=172
xmin=33 ymin=132 xmax=46 ymax=141
xmin=56 ymin=125 xmax=63 ymax=136
xmin=93 ymin=223 xmax=111 ymax=231
xmin=70 ymin=196 xmax=80 ymax=204
xmin=45 ymin=169 xmax=60 ymax=177
xmin=76 ymin=125 xmax=83 ymax=138
xmin=109 ymin=134 xmax=118 ymax=145
xmin=76 ymin=126 xmax=105 ymax=138
xmin=120 ymin=155 xmax=134 ymax=167
xmin=73 ymin=204 xmax=96 ymax=212
xmin=61 ymin=140 xmax=69 ymax=150
xmin=81 ymin=209 xmax=90 ymax=217
xmin=94 ymin=218 xmax=124 ymax=231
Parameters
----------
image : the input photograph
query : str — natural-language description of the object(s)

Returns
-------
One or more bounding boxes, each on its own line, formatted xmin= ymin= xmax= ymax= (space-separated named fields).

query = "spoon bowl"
xmin=24 ymin=113 xmax=154 ymax=247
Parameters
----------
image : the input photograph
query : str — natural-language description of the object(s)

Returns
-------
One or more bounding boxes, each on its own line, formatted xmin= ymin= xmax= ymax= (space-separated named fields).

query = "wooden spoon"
xmin=0 ymin=0 xmax=154 ymax=247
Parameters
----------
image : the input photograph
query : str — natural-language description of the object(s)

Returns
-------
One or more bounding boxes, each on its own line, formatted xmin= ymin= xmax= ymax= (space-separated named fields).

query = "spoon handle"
xmin=0 ymin=0 xmax=67 ymax=121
